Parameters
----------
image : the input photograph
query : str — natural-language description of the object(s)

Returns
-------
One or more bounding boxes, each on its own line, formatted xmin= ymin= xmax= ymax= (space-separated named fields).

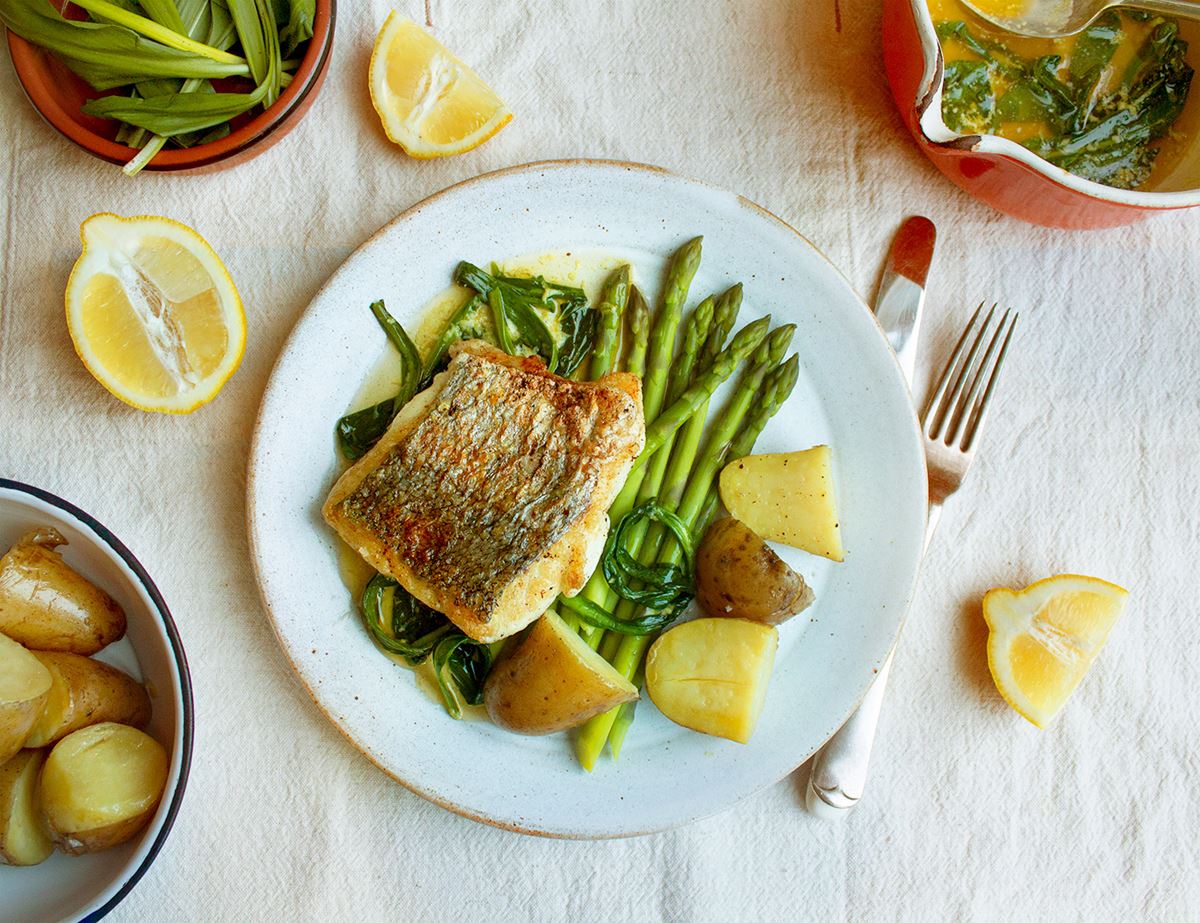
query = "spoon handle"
xmin=1110 ymin=0 xmax=1200 ymax=19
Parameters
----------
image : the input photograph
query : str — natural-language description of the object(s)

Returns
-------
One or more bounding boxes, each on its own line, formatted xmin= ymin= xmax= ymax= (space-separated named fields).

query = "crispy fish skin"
xmin=324 ymin=340 xmax=644 ymax=643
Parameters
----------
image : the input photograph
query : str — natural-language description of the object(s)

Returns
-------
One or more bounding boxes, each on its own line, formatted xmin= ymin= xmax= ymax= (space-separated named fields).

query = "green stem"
xmin=590 ymin=296 xmax=714 ymax=643
xmin=611 ymin=319 xmax=794 ymax=628
xmin=589 ymin=265 xmax=630 ymax=380
xmin=635 ymin=315 xmax=771 ymax=463
xmin=634 ymin=284 xmax=743 ymax=572
xmin=641 ymin=236 xmax=702 ymax=422
xmin=575 ymin=342 xmax=798 ymax=770
xmin=70 ymin=0 xmax=247 ymax=64
xmin=623 ymin=286 xmax=651 ymax=378
xmin=559 ymin=279 xmax=649 ymax=635
xmin=578 ymin=313 xmax=766 ymax=647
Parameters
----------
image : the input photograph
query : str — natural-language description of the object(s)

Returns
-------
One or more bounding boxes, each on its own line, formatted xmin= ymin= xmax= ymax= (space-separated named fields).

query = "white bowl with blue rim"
xmin=0 ymin=479 xmax=193 ymax=923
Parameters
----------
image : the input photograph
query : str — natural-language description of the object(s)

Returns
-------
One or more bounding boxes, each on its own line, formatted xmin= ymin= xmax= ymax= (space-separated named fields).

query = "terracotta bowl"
xmin=883 ymin=0 xmax=1200 ymax=228
xmin=6 ymin=0 xmax=336 ymax=174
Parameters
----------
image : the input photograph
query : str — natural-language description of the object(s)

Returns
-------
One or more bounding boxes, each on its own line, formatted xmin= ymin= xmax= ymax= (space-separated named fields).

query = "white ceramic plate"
xmin=247 ymin=161 xmax=926 ymax=838
xmin=0 ymin=481 xmax=192 ymax=922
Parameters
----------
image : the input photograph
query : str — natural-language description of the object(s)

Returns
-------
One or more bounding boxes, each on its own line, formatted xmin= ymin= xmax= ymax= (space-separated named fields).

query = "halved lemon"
xmin=65 ymin=213 xmax=246 ymax=414
xmin=983 ymin=574 xmax=1129 ymax=729
xmin=368 ymin=13 xmax=512 ymax=158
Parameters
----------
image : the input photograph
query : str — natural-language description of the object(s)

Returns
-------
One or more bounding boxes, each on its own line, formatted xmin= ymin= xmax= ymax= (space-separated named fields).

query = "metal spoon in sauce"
xmin=961 ymin=0 xmax=1200 ymax=38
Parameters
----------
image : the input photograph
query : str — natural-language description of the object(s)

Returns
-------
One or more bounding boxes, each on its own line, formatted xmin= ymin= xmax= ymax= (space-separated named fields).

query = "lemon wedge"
xmin=368 ymin=13 xmax=512 ymax=158
xmin=983 ymin=574 xmax=1129 ymax=728
xmin=65 ymin=213 xmax=246 ymax=414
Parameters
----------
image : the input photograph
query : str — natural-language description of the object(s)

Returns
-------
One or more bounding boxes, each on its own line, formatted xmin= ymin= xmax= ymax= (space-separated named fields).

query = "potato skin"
xmin=0 ymin=634 xmax=53 ymax=764
xmin=24 ymin=651 xmax=151 ymax=749
xmin=0 ymin=749 xmax=53 ymax=866
xmin=40 ymin=722 xmax=168 ymax=854
xmin=484 ymin=611 xmax=638 ymax=735
xmin=0 ymin=528 xmax=126 ymax=655
xmin=696 ymin=518 xmax=814 ymax=625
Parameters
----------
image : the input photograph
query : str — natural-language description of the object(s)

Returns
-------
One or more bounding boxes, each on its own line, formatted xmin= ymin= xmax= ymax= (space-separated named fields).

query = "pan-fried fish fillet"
xmin=324 ymin=340 xmax=644 ymax=643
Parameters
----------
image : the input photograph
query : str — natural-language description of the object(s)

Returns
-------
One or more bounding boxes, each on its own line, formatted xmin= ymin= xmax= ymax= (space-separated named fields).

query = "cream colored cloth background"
xmin=2 ymin=1 xmax=1199 ymax=920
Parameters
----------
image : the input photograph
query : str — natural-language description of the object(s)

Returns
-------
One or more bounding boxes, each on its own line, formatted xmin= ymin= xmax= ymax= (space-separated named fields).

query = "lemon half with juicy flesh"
xmin=369 ymin=14 xmax=512 ymax=158
xmin=983 ymin=574 xmax=1129 ymax=729
xmin=65 ymin=214 xmax=246 ymax=414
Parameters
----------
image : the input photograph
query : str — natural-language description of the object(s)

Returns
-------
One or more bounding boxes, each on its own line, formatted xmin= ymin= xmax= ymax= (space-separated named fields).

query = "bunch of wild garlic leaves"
xmin=0 ymin=0 xmax=314 ymax=174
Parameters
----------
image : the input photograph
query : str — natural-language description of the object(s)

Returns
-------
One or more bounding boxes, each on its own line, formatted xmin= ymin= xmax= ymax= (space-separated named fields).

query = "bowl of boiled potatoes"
xmin=0 ymin=479 xmax=192 ymax=923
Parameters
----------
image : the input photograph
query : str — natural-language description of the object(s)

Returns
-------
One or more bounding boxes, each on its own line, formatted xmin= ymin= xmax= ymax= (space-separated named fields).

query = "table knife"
xmin=806 ymin=215 xmax=936 ymax=817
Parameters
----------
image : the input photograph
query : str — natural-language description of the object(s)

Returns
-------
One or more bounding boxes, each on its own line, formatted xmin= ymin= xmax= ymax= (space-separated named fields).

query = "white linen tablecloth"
xmin=2 ymin=1 xmax=1199 ymax=920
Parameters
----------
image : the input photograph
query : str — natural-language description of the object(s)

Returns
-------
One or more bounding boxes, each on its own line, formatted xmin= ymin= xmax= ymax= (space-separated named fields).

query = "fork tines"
xmin=924 ymin=302 xmax=1018 ymax=451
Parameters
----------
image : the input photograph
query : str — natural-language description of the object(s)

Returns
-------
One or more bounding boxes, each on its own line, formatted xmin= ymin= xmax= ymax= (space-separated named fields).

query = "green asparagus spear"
xmin=608 ymin=321 xmax=795 ymax=612
xmin=589 ymin=265 xmax=631 ymax=380
xmin=585 ymin=296 xmax=714 ymax=650
xmin=561 ymin=282 xmax=651 ymax=636
xmin=641 ymin=236 xmax=702 ymax=423
xmin=609 ymin=367 xmax=796 ymax=758
xmin=636 ymin=315 xmax=771 ymax=462
xmin=576 ymin=344 xmax=797 ymax=770
xmin=699 ymin=284 xmax=742 ymax=371
xmin=633 ymin=285 xmax=742 ymax=573
xmin=577 ymin=313 xmax=769 ymax=646
xmin=623 ymin=286 xmax=651 ymax=379
xmin=592 ymin=238 xmax=702 ymax=596
xmin=666 ymin=297 xmax=714 ymax=404
xmin=607 ymin=661 xmax=645 ymax=760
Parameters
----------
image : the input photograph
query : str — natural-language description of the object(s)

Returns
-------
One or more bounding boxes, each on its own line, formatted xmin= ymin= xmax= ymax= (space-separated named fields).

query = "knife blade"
xmin=873 ymin=215 xmax=935 ymax=385
xmin=805 ymin=216 xmax=936 ymax=819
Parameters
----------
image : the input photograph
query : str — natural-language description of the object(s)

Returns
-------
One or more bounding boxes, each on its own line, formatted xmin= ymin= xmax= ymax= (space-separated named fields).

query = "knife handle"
xmin=806 ymin=502 xmax=942 ymax=818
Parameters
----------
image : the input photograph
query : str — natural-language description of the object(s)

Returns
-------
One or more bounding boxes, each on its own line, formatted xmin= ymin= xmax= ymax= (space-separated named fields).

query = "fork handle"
xmin=807 ymin=649 xmax=895 ymax=814
xmin=806 ymin=502 xmax=942 ymax=818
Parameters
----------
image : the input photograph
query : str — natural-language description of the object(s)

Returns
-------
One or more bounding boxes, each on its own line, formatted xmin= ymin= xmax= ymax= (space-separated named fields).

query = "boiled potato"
xmin=719 ymin=446 xmax=844 ymax=561
xmin=0 ymin=749 xmax=53 ymax=866
xmin=484 ymin=611 xmax=638 ymax=734
xmin=0 ymin=634 xmax=53 ymax=764
xmin=646 ymin=618 xmax=777 ymax=744
xmin=41 ymin=722 xmax=168 ymax=854
xmin=696 ymin=518 xmax=814 ymax=625
xmin=0 ymin=527 xmax=126 ymax=655
xmin=25 ymin=651 xmax=151 ymax=749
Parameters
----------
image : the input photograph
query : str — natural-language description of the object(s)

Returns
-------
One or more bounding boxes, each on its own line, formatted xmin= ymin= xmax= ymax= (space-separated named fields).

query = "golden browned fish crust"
xmin=324 ymin=340 xmax=644 ymax=642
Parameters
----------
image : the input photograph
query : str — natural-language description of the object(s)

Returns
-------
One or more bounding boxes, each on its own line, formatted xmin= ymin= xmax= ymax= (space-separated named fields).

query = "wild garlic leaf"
xmin=0 ymin=1 xmax=248 ymax=89
xmin=226 ymin=0 xmax=282 ymax=105
xmin=175 ymin=0 xmax=212 ymax=40
xmin=279 ymin=0 xmax=313 ymax=56
xmin=941 ymin=59 xmax=997 ymax=134
xmin=227 ymin=0 xmax=267 ymax=81
xmin=82 ymin=82 xmax=267 ymax=136
xmin=137 ymin=0 xmax=187 ymax=35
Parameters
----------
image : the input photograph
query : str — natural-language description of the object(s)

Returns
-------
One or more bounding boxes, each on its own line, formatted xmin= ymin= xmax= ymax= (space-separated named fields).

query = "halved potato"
xmin=25 ymin=651 xmax=151 ymax=749
xmin=0 ymin=634 xmax=53 ymax=764
xmin=484 ymin=611 xmax=638 ymax=734
xmin=41 ymin=722 xmax=168 ymax=854
xmin=646 ymin=618 xmax=778 ymax=744
xmin=719 ymin=446 xmax=844 ymax=561
xmin=0 ymin=528 xmax=126 ymax=654
xmin=0 ymin=749 xmax=53 ymax=866
xmin=696 ymin=518 xmax=814 ymax=625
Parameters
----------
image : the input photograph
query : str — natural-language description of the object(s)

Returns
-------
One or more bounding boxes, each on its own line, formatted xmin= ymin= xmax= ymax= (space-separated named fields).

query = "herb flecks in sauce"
xmin=934 ymin=4 xmax=1194 ymax=189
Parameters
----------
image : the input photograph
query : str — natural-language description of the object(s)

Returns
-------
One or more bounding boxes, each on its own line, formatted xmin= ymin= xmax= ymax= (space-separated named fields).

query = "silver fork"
xmin=807 ymin=302 xmax=1019 ymax=816
xmin=921 ymin=302 xmax=1019 ymax=542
